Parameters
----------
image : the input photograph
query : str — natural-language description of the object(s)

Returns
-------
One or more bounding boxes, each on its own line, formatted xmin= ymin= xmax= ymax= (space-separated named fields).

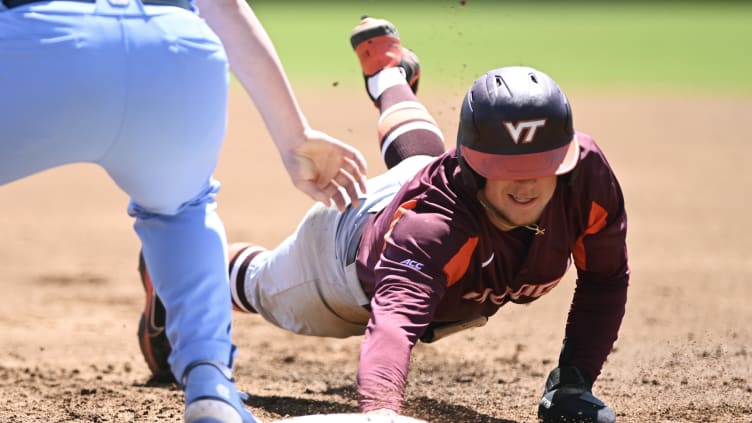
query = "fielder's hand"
xmin=537 ymin=366 xmax=616 ymax=423
xmin=283 ymin=129 xmax=367 ymax=212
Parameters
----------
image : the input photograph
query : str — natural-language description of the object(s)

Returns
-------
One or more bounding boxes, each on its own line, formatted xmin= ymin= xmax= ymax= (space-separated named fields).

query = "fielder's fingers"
xmin=333 ymin=168 xmax=361 ymax=208
xmin=344 ymin=155 xmax=368 ymax=195
xmin=296 ymin=180 xmax=332 ymax=208
xmin=344 ymin=147 xmax=368 ymax=194
xmin=329 ymin=188 xmax=348 ymax=212
xmin=303 ymin=178 xmax=348 ymax=212
xmin=314 ymin=155 xmax=359 ymax=186
xmin=317 ymin=181 xmax=347 ymax=212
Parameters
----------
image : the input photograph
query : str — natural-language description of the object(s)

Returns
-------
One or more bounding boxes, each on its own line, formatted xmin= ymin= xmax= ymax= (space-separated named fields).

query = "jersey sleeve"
xmin=563 ymin=136 xmax=630 ymax=384
xmin=357 ymin=205 xmax=476 ymax=412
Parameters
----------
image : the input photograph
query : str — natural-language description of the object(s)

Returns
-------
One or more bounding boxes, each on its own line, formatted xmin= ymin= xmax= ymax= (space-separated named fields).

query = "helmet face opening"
xmin=457 ymin=66 xmax=579 ymax=180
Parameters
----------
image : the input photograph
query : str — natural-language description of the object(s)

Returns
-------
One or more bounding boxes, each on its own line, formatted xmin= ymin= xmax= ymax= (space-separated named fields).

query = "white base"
xmin=272 ymin=413 xmax=427 ymax=423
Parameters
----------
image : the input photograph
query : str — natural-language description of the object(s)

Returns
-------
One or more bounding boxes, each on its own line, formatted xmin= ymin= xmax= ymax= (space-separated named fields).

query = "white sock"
xmin=367 ymin=67 xmax=407 ymax=100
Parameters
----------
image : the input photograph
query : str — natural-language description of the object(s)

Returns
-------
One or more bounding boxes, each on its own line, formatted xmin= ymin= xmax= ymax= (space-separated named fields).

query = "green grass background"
xmin=246 ymin=1 xmax=752 ymax=95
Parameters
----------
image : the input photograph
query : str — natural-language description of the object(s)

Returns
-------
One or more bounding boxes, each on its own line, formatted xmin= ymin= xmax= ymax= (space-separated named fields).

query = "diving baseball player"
xmin=140 ymin=16 xmax=627 ymax=422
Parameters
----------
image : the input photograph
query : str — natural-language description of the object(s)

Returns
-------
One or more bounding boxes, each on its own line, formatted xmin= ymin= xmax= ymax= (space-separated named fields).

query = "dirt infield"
xmin=1 ymin=87 xmax=750 ymax=422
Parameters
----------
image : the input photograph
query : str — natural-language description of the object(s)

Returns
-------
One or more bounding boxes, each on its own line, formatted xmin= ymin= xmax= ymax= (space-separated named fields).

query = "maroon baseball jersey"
xmin=354 ymin=132 xmax=629 ymax=412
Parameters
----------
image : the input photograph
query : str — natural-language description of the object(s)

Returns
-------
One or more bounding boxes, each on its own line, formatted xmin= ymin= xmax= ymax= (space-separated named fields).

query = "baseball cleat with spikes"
xmin=183 ymin=361 xmax=259 ymax=423
xmin=137 ymin=251 xmax=176 ymax=384
xmin=350 ymin=16 xmax=421 ymax=100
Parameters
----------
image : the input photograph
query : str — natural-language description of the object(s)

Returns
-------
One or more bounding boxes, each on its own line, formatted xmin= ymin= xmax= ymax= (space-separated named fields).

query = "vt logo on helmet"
xmin=503 ymin=119 xmax=548 ymax=144
xmin=456 ymin=66 xmax=580 ymax=185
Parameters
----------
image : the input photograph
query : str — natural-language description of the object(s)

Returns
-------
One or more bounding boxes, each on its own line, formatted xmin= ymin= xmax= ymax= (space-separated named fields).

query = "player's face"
xmin=479 ymin=176 xmax=557 ymax=230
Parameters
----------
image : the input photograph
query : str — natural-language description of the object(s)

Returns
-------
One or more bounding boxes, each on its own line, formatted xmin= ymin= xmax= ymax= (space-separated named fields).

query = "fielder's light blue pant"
xmin=0 ymin=0 xmax=236 ymax=380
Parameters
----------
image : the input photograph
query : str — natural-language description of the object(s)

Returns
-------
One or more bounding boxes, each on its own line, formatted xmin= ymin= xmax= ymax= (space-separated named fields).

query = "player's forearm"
xmin=562 ymin=273 xmax=628 ymax=382
xmin=196 ymin=0 xmax=309 ymax=153
xmin=357 ymin=295 xmax=435 ymax=412
xmin=357 ymin=326 xmax=411 ymax=413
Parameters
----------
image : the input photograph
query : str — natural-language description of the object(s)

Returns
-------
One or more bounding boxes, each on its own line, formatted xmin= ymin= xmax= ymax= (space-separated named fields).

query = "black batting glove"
xmin=537 ymin=366 xmax=616 ymax=423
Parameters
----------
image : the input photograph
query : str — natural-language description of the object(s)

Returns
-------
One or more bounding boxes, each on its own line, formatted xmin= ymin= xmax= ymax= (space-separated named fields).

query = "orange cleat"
xmin=350 ymin=16 xmax=421 ymax=99
xmin=136 ymin=251 xmax=175 ymax=384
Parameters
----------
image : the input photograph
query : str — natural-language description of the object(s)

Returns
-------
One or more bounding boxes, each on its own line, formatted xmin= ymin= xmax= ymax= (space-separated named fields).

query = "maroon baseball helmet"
xmin=456 ymin=66 xmax=579 ymax=182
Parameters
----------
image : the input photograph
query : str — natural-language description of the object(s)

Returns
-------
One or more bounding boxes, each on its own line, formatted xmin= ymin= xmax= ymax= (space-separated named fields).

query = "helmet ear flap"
xmin=456 ymin=148 xmax=486 ymax=191
xmin=456 ymin=89 xmax=486 ymax=192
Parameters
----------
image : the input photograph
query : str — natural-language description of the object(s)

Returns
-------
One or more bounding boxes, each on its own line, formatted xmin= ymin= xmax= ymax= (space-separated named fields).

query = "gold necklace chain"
xmin=524 ymin=224 xmax=546 ymax=235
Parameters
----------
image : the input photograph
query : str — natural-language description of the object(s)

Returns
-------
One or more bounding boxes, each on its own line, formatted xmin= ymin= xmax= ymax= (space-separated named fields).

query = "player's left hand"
xmin=537 ymin=366 xmax=616 ymax=423
xmin=283 ymin=129 xmax=367 ymax=212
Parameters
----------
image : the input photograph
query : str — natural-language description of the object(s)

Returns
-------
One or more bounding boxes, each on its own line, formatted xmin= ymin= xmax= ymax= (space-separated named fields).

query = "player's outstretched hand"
xmin=283 ymin=129 xmax=367 ymax=212
xmin=537 ymin=366 xmax=616 ymax=423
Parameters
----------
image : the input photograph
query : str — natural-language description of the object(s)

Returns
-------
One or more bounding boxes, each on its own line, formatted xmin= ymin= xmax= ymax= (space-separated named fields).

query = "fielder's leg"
xmin=136 ymin=240 xmax=265 ymax=384
xmin=107 ymin=9 xmax=257 ymax=421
